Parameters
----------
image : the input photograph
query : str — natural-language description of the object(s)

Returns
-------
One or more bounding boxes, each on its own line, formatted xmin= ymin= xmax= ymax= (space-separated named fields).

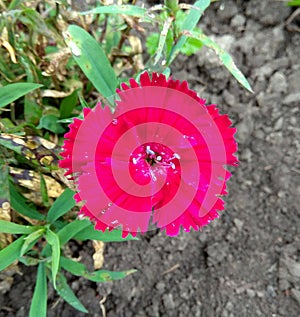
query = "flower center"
xmin=129 ymin=142 xmax=180 ymax=185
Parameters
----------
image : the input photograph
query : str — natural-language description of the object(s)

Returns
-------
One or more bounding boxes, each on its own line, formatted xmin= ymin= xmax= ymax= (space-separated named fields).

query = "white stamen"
xmin=156 ymin=155 xmax=162 ymax=161
xmin=146 ymin=145 xmax=155 ymax=155
xmin=174 ymin=153 xmax=181 ymax=159
xmin=170 ymin=162 xmax=176 ymax=170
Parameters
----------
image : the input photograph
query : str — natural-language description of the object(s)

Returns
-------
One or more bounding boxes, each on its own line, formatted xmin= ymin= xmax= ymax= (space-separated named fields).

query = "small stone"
xmin=156 ymin=281 xmax=165 ymax=293
xmin=162 ymin=293 xmax=175 ymax=310
xmin=267 ymin=285 xmax=276 ymax=297
xmin=231 ymin=14 xmax=246 ymax=28
xmin=267 ymin=72 xmax=287 ymax=94
xmin=291 ymin=288 xmax=300 ymax=306
xmin=233 ymin=218 xmax=244 ymax=231
xmin=283 ymin=93 xmax=300 ymax=105
xmin=274 ymin=117 xmax=284 ymax=131
xmin=240 ymin=148 xmax=252 ymax=162
xmin=236 ymin=115 xmax=254 ymax=144
xmin=223 ymin=90 xmax=236 ymax=106
xmin=246 ymin=289 xmax=256 ymax=298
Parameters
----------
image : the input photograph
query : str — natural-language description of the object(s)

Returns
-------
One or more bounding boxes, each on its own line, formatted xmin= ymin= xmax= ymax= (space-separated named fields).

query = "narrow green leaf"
xmin=46 ymin=188 xmax=75 ymax=224
xmin=73 ymin=226 xmax=138 ymax=242
xmin=189 ymin=32 xmax=253 ymax=92
xmin=20 ymin=228 xmax=45 ymax=256
xmin=45 ymin=229 xmax=60 ymax=289
xmin=82 ymin=4 xmax=149 ymax=19
xmin=0 ymin=163 xmax=9 ymax=222
xmin=57 ymin=219 xmax=92 ymax=245
xmin=54 ymin=272 xmax=88 ymax=313
xmin=287 ymin=0 xmax=300 ymax=6
xmin=167 ymin=0 xmax=210 ymax=64
xmin=9 ymin=182 xmax=45 ymax=220
xmin=0 ymin=83 xmax=43 ymax=109
xmin=29 ymin=262 xmax=47 ymax=317
xmin=60 ymin=256 xmax=136 ymax=283
xmin=64 ymin=25 xmax=118 ymax=98
xmin=0 ymin=236 xmax=24 ymax=271
xmin=0 ymin=219 xmax=37 ymax=235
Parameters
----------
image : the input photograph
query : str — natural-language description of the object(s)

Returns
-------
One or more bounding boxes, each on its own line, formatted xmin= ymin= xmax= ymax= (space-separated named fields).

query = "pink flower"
xmin=60 ymin=72 xmax=238 ymax=237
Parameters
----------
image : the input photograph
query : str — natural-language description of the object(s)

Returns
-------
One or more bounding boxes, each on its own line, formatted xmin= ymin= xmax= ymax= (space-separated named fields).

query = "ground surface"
xmin=1 ymin=1 xmax=300 ymax=316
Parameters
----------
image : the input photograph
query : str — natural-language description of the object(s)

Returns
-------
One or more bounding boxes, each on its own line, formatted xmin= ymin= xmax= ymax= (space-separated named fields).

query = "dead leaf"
xmin=10 ymin=167 xmax=63 ymax=198
xmin=92 ymin=240 xmax=105 ymax=270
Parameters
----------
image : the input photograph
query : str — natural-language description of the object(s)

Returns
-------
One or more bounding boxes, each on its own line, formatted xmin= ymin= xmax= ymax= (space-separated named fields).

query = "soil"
xmin=1 ymin=1 xmax=300 ymax=316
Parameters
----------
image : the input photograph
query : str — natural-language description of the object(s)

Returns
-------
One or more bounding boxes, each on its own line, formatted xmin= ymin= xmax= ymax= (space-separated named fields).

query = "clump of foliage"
xmin=0 ymin=0 xmax=252 ymax=315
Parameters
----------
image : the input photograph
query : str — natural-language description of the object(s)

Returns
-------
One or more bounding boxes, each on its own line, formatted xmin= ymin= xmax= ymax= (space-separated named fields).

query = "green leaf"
xmin=0 ymin=163 xmax=9 ymax=212
xmin=9 ymin=182 xmax=45 ymax=221
xmin=29 ymin=262 xmax=47 ymax=317
xmin=20 ymin=228 xmax=45 ymax=256
xmin=65 ymin=25 xmax=118 ymax=98
xmin=0 ymin=236 xmax=24 ymax=271
xmin=0 ymin=219 xmax=37 ymax=235
xmin=82 ymin=4 xmax=150 ymax=20
xmin=45 ymin=229 xmax=60 ymax=289
xmin=167 ymin=0 xmax=210 ymax=64
xmin=0 ymin=83 xmax=43 ymax=109
xmin=46 ymin=188 xmax=75 ymax=224
xmin=287 ymin=0 xmax=300 ymax=6
xmin=60 ymin=90 xmax=78 ymax=119
xmin=181 ymin=30 xmax=203 ymax=56
xmin=190 ymin=32 xmax=253 ymax=92
xmin=24 ymin=97 xmax=42 ymax=124
xmin=146 ymin=33 xmax=160 ymax=56
xmin=54 ymin=272 xmax=88 ymax=313
xmin=73 ymin=226 xmax=138 ymax=242
xmin=37 ymin=114 xmax=65 ymax=134
xmin=60 ymin=256 xmax=136 ymax=282
xmin=57 ymin=219 xmax=91 ymax=245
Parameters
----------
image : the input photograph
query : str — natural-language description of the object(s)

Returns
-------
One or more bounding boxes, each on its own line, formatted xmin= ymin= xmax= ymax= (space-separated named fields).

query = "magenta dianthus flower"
xmin=60 ymin=72 xmax=238 ymax=237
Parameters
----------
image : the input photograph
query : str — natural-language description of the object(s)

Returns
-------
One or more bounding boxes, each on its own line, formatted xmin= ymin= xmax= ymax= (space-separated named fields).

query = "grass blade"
xmin=73 ymin=226 xmax=138 ymax=242
xmin=60 ymin=256 xmax=136 ymax=282
xmin=46 ymin=188 xmax=75 ymax=223
xmin=0 ymin=83 xmax=42 ymax=109
xmin=9 ymin=182 xmax=45 ymax=221
xmin=167 ymin=0 xmax=210 ymax=64
xmin=0 ymin=219 xmax=37 ymax=234
xmin=29 ymin=262 xmax=47 ymax=317
xmin=186 ymin=31 xmax=253 ymax=92
xmin=64 ymin=25 xmax=118 ymax=98
xmin=45 ymin=229 xmax=60 ymax=289
xmin=57 ymin=219 xmax=92 ymax=245
xmin=82 ymin=4 xmax=148 ymax=18
xmin=0 ymin=236 xmax=24 ymax=271
xmin=54 ymin=272 xmax=88 ymax=313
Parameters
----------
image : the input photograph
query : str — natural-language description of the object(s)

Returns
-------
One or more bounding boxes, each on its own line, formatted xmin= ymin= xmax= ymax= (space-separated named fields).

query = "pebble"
xmin=235 ymin=115 xmax=254 ymax=144
xmin=246 ymin=289 xmax=256 ymax=298
xmin=274 ymin=117 xmax=284 ymax=131
xmin=283 ymin=93 xmax=300 ymax=105
xmin=291 ymin=288 xmax=300 ymax=306
xmin=162 ymin=293 xmax=175 ymax=310
xmin=267 ymin=71 xmax=288 ymax=94
xmin=233 ymin=218 xmax=244 ymax=231
xmin=266 ymin=285 xmax=276 ymax=298
xmin=231 ymin=14 xmax=246 ymax=29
